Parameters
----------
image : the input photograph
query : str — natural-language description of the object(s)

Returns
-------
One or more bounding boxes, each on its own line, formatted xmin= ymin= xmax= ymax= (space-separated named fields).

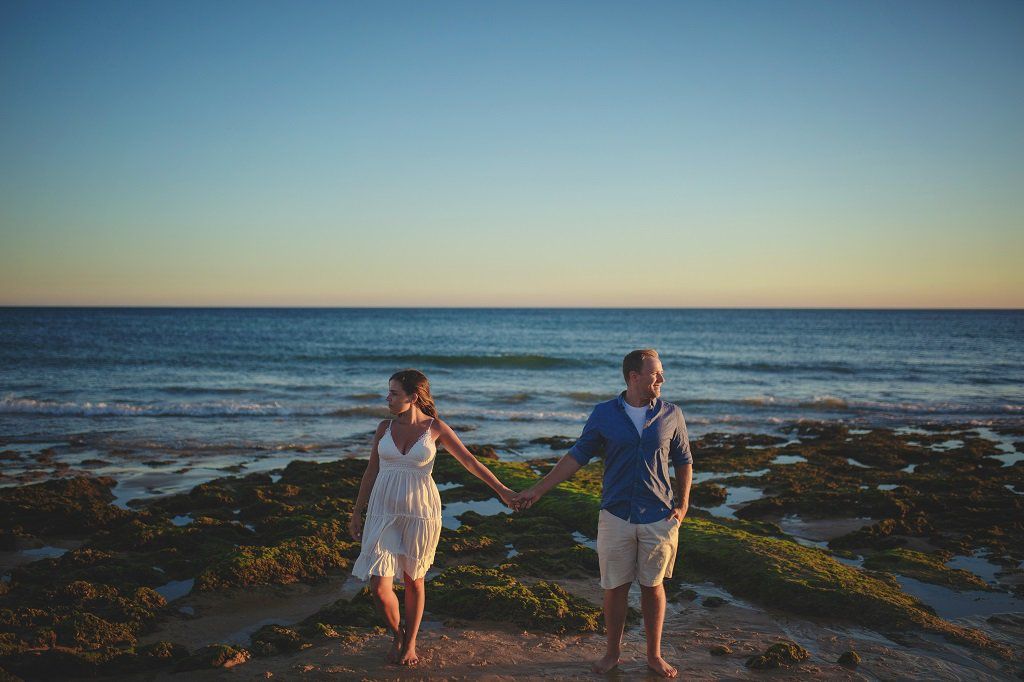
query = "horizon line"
xmin=1 ymin=305 xmax=1021 ymax=312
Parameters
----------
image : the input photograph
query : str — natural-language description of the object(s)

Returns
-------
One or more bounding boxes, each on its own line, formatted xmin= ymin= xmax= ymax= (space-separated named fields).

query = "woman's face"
xmin=386 ymin=379 xmax=415 ymax=415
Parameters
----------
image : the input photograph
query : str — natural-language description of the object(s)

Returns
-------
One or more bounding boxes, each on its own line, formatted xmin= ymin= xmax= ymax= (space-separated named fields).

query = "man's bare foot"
xmin=399 ymin=644 xmax=419 ymax=666
xmin=647 ymin=655 xmax=678 ymax=678
xmin=591 ymin=652 xmax=622 ymax=674
xmin=385 ymin=629 xmax=403 ymax=663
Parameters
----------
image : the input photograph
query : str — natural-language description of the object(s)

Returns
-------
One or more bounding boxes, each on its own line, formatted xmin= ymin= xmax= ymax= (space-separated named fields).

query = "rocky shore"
xmin=1 ymin=423 xmax=1023 ymax=680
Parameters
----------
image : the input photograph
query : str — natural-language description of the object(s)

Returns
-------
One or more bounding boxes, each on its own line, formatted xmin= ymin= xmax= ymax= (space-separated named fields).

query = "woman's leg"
xmin=399 ymin=573 xmax=425 ymax=665
xmin=369 ymin=575 xmax=403 ymax=662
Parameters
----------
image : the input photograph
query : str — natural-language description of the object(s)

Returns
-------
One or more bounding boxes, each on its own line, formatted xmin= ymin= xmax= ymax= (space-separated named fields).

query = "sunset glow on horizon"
xmin=2 ymin=1 xmax=1022 ymax=308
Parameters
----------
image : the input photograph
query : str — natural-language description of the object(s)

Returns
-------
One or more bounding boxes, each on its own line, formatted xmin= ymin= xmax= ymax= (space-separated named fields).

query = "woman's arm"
xmin=348 ymin=420 xmax=388 ymax=540
xmin=434 ymin=419 xmax=516 ymax=506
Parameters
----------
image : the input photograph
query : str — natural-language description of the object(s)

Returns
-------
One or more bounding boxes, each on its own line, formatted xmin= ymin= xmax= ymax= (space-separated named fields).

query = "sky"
xmin=1 ymin=1 xmax=1022 ymax=307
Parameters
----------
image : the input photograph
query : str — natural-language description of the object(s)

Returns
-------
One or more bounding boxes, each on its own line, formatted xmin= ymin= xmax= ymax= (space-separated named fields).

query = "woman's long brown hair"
xmin=389 ymin=369 xmax=438 ymax=418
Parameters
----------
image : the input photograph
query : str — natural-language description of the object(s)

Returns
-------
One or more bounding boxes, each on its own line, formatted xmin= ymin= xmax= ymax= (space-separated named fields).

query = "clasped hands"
xmin=497 ymin=485 xmax=542 ymax=512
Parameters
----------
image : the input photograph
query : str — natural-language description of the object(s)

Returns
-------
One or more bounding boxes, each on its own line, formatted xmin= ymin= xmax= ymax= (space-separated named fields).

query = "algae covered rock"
xmin=709 ymin=644 xmax=732 ymax=656
xmin=500 ymin=546 xmax=599 ymax=579
xmin=0 ymin=477 xmax=129 ymax=535
xmin=691 ymin=483 xmax=728 ymax=507
xmin=678 ymin=516 xmax=1011 ymax=656
xmin=862 ymin=548 xmax=993 ymax=591
xmin=175 ymin=643 xmax=251 ymax=671
xmin=194 ymin=536 xmax=353 ymax=590
xmin=54 ymin=612 xmax=137 ymax=649
xmin=530 ymin=436 xmax=577 ymax=450
xmin=137 ymin=640 xmax=189 ymax=662
xmin=300 ymin=591 xmax=378 ymax=629
xmin=250 ymin=624 xmax=312 ymax=656
xmin=745 ymin=640 xmax=810 ymax=669
xmin=426 ymin=565 xmax=601 ymax=634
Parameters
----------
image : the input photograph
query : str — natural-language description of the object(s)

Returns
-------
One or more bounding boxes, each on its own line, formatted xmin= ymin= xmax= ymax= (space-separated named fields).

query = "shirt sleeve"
xmin=568 ymin=406 xmax=604 ymax=466
xmin=669 ymin=408 xmax=693 ymax=466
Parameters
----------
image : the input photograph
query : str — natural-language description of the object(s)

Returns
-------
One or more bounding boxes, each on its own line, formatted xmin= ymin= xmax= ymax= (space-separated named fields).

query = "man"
xmin=513 ymin=349 xmax=693 ymax=678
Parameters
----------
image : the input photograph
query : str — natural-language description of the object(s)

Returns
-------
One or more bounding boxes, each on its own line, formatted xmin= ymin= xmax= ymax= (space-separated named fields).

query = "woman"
xmin=348 ymin=369 xmax=516 ymax=666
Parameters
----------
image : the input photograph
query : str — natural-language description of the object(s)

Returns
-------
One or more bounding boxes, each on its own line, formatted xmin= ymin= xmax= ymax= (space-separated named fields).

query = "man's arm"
xmin=514 ymin=407 xmax=603 ymax=510
xmin=669 ymin=462 xmax=692 ymax=522
xmin=668 ymin=407 xmax=693 ymax=522
xmin=514 ymin=453 xmax=583 ymax=509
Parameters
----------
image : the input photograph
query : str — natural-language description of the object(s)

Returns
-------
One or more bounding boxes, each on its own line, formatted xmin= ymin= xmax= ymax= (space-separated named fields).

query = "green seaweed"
xmin=426 ymin=565 xmax=601 ymax=634
xmin=499 ymin=546 xmax=599 ymax=579
xmin=0 ymin=478 xmax=130 ymax=536
xmin=194 ymin=536 xmax=356 ymax=591
xmin=861 ymin=549 xmax=994 ymax=591
xmin=678 ymin=516 xmax=1010 ymax=656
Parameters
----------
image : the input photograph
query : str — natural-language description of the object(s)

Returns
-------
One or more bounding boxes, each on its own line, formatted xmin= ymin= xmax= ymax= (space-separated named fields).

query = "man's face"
xmin=631 ymin=356 xmax=665 ymax=402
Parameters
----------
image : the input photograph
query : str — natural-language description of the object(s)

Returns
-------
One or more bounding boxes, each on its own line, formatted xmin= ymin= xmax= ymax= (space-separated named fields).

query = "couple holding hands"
xmin=347 ymin=349 xmax=693 ymax=677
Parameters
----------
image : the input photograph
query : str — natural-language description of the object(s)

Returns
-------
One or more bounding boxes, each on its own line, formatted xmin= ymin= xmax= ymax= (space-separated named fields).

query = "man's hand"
xmin=668 ymin=502 xmax=688 ymax=524
xmin=512 ymin=486 xmax=542 ymax=511
xmin=347 ymin=513 xmax=363 ymax=541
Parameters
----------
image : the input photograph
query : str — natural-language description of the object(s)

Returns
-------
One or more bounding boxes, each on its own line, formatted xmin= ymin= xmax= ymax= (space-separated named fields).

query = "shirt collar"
xmin=617 ymin=391 xmax=657 ymax=412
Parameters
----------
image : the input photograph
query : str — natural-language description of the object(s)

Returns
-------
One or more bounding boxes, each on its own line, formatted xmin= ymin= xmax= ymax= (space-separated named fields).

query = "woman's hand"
xmin=348 ymin=513 xmax=363 ymax=541
xmin=512 ymin=486 xmax=541 ymax=511
xmin=496 ymin=485 xmax=517 ymax=509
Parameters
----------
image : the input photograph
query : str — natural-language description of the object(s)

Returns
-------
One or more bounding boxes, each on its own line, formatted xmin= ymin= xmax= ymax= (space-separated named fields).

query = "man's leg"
xmin=592 ymin=582 xmax=631 ymax=673
xmin=637 ymin=516 xmax=681 ymax=678
xmin=640 ymin=583 xmax=676 ymax=677
xmin=594 ymin=510 xmax=637 ymax=674
xmin=369 ymin=575 xmax=403 ymax=663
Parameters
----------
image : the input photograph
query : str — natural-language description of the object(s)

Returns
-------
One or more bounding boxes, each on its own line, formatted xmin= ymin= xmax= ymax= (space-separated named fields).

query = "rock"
xmin=175 ymin=644 xmax=251 ymax=671
xmin=138 ymin=640 xmax=189 ymax=661
xmin=529 ymin=436 xmax=577 ymax=450
xmin=692 ymin=483 xmax=728 ymax=507
xmin=250 ymin=624 xmax=312 ymax=656
xmin=862 ymin=548 xmax=993 ymax=592
xmin=838 ymin=650 xmax=861 ymax=667
xmin=426 ymin=565 xmax=601 ymax=634
xmin=465 ymin=444 xmax=499 ymax=460
xmin=500 ymin=546 xmax=599 ymax=579
xmin=702 ymin=596 xmax=727 ymax=608
xmin=0 ymin=477 xmax=129 ymax=535
xmin=710 ymin=644 xmax=732 ymax=656
xmin=194 ymin=536 xmax=354 ymax=590
xmin=745 ymin=641 xmax=811 ymax=669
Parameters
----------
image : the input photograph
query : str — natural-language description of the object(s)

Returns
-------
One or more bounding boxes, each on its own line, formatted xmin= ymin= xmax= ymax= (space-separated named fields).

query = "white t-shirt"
xmin=623 ymin=401 xmax=649 ymax=435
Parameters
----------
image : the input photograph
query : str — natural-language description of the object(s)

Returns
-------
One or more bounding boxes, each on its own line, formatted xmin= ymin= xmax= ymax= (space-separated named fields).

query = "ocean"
xmin=1 ymin=308 xmax=1021 ymax=465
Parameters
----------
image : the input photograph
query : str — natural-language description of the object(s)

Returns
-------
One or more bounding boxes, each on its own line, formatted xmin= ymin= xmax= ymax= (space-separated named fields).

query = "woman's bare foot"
xmin=591 ymin=652 xmax=622 ymax=673
xmin=398 ymin=644 xmax=419 ymax=666
xmin=647 ymin=655 xmax=678 ymax=678
xmin=385 ymin=629 xmax=404 ymax=663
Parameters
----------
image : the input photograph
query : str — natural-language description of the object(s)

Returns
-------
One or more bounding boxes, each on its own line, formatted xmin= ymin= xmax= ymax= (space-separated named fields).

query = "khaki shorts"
xmin=597 ymin=509 xmax=680 ymax=589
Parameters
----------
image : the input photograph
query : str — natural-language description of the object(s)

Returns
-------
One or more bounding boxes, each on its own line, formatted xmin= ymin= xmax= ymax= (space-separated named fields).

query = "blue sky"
xmin=1 ymin=1 xmax=1022 ymax=306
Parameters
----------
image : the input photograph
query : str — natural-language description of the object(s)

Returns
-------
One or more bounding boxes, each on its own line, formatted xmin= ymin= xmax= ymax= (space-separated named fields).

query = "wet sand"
xmin=125 ymin=575 xmax=1021 ymax=681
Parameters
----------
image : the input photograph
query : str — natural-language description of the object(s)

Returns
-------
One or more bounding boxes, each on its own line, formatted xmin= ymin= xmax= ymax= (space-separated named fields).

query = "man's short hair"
xmin=622 ymin=349 xmax=659 ymax=383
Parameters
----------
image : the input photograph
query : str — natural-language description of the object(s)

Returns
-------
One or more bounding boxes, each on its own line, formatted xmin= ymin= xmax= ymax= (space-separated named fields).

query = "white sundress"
xmin=352 ymin=418 xmax=443 ymax=582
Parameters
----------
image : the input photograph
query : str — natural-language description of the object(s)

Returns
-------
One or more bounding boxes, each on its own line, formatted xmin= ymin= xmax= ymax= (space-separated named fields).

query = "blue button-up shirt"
xmin=568 ymin=392 xmax=693 ymax=524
